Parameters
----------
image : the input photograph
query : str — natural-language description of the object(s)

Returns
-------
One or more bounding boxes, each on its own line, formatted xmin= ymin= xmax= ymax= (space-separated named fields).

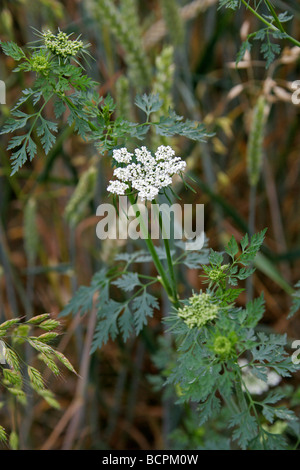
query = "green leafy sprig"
xmin=0 ymin=32 xmax=211 ymax=175
xmin=162 ymin=229 xmax=300 ymax=450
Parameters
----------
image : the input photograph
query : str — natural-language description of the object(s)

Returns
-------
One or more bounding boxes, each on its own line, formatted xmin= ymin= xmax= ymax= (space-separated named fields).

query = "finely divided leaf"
xmin=60 ymin=269 xmax=108 ymax=317
xmin=135 ymin=93 xmax=163 ymax=117
xmin=131 ymin=291 xmax=159 ymax=334
xmin=37 ymin=117 xmax=58 ymax=154
xmin=1 ymin=41 xmax=25 ymax=61
xmin=112 ymin=272 xmax=142 ymax=292
xmin=118 ymin=306 xmax=134 ymax=342
xmin=245 ymin=293 xmax=265 ymax=327
xmin=226 ymin=236 xmax=239 ymax=258
xmin=91 ymin=300 xmax=124 ymax=351
xmin=288 ymin=281 xmax=300 ymax=319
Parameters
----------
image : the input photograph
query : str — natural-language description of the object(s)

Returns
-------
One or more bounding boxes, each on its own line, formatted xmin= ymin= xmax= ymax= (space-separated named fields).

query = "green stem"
xmin=221 ymin=367 xmax=240 ymax=414
xmin=264 ymin=0 xmax=285 ymax=33
xmin=235 ymin=379 xmax=249 ymax=413
xmin=238 ymin=373 xmax=262 ymax=428
xmin=241 ymin=0 xmax=277 ymax=30
xmin=63 ymin=95 xmax=99 ymax=132
xmin=241 ymin=0 xmax=300 ymax=48
xmin=152 ymin=199 xmax=179 ymax=307
xmin=235 ymin=371 xmax=268 ymax=449
xmin=127 ymin=194 xmax=177 ymax=306
xmin=220 ymin=391 xmax=240 ymax=414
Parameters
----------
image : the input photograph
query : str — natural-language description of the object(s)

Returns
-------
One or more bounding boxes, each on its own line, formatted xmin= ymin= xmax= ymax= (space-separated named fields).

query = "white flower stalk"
xmin=107 ymin=145 xmax=186 ymax=201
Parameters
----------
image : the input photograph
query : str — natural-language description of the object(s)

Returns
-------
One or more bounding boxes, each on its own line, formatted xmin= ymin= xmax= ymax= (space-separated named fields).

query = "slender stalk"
xmin=162 ymin=238 xmax=179 ymax=305
xmin=127 ymin=194 xmax=177 ymax=306
xmin=220 ymin=390 xmax=240 ymax=415
xmin=63 ymin=95 xmax=99 ymax=132
xmin=240 ymin=0 xmax=278 ymax=31
xmin=235 ymin=379 xmax=248 ymax=413
xmin=246 ymin=184 xmax=256 ymax=302
xmin=264 ymin=0 xmax=285 ymax=33
xmin=152 ymin=199 xmax=179 ymax=307
xmin=221 ymin=366 xmax=241 ymax=414
xmin=241 ymin=0 xmax=300 ymax=48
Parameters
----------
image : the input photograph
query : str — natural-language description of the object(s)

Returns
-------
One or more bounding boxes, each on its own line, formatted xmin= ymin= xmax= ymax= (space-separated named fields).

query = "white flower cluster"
xmin=107 ymin=145 xmax=186 ymax=201
xmin=43 ymin=30 xmax=84 ymax=58
xmin=238 ymin=359 xmax=281 ymax=395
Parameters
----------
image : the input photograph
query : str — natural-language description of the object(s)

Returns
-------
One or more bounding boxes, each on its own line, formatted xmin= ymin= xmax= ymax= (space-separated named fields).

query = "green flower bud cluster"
xmin=178 ymin=292 xmax=219 ymax=329
xmin=208 ymin=264 xmax=228 ymax=282
xmin=43 ymin=30 xmax=84 ymax=58
xmin=31 ymin=51 xmax=50 ymax=74
xmin=212 ymin=331 xmax=237 ymax=359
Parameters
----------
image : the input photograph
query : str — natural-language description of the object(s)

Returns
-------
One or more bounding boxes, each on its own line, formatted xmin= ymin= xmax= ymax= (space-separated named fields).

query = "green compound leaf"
xmin=225 ymin=236 xmax=239 ymax=258
xmin=236 ymin=39 xmax=252 ymax=65
xmin=118 ymin=306 xmax=134 ymax=342
xmin=112 ymin=272 xmax=142 ymax=292
xmin=60 ymin=269 xmax=108 ymax=317
xmin=218 ymin=0 xmax=239 ymax=10
xmin=0 ymin=426 xmax=7 ymax=443
xmin=197 ymin=392 xmax=221 ymax=425
xmin=229 ymin=411 xmax=258 ymax=450
xmin=131 ymin=291 xmax=159 ymax=334
xmin=154 ymin=111 xmax=211 ymax=142
xmin=36 ymin=117 xmax=58 ymax=154
xmin=244 ymin=293 xmax=265 ymax=328
xmin=1 ymin=40 xmax=26 ymax=61
xmin=91 ymin=300 xmax=125 ymax=351
xmin=135 ymin=93 xmax=163 ymax=117
xmin=288 ymin=281 xmax=300 ymax=319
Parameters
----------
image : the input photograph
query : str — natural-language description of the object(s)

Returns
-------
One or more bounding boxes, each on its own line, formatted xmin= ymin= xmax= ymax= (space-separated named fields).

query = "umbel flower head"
xmin=107 ymin=145 xmax=186 ymax=201
xmin=177 ymin=292 xmax=219 ymax=329
xmin=42 ymin=29 xmax=85 ymax=59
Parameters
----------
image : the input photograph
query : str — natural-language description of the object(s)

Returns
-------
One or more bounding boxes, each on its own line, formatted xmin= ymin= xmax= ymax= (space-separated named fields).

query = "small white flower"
xmin=107 ymin=180 xmax=129 ymax=196
xmin=238 ymin=359 xmax=281 ymax=395
xmin=112 ymin=148 xmax=133 ymax=164
xmin=267 ymin=370 xmax=282 ymax=387
xmin=107 ymin=145 xmax=186 ymax=201
xmin=135 ymin=146 xmax=154 ymax=165
xmin=113 ymin=167 xmax=132 ymax=182
xmin=132 ymin=180 xmax=159 ymax=201
xmin=155 ymin=145 xmax=175 ymax=161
